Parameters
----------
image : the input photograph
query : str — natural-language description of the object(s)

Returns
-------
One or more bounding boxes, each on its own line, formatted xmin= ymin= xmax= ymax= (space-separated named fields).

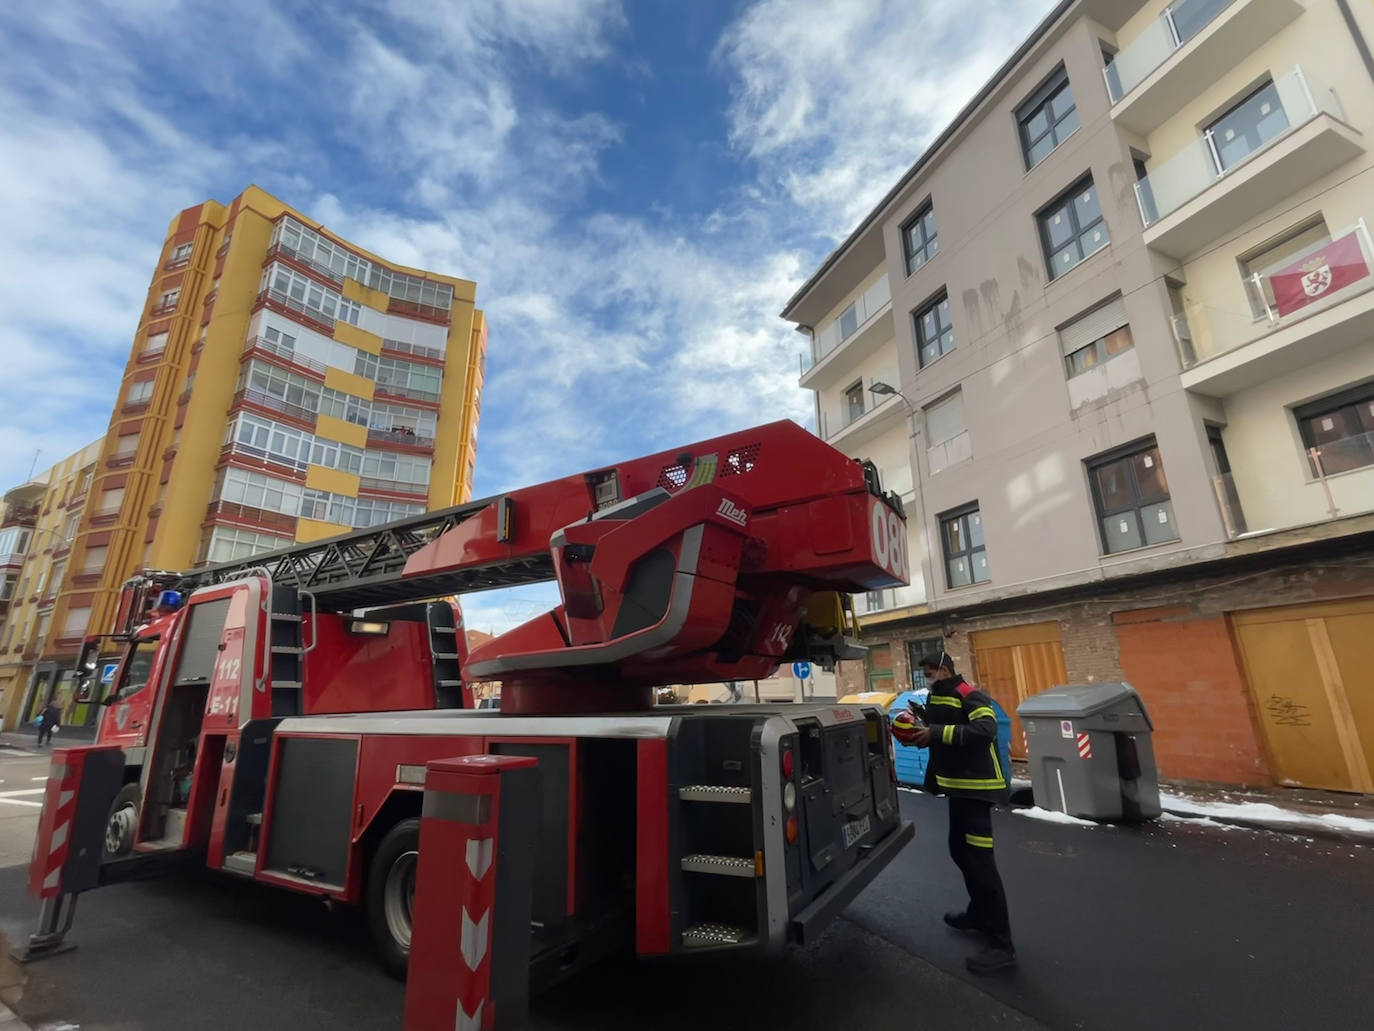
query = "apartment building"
xmin=785 ymin=0 xmax=1374 ymax=791
xmin=0 ymin=441 xmax=101 ymax=731
xmin=42 ymin=185 xmax=487 ymax=732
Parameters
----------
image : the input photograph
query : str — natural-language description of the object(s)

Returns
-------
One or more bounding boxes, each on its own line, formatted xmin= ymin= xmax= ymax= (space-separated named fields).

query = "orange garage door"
xmin=971 ymin=622 xmax=1067 ymax=758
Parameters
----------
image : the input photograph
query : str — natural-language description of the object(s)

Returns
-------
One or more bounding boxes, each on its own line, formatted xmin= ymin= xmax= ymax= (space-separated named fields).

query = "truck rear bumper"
xmin=788 ymin=820 xmax=914 ymax=946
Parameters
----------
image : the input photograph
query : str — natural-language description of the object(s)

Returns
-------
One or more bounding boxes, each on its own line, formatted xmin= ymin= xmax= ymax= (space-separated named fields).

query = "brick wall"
xmin=1114 ymin=615 xmax=1270 ymax=785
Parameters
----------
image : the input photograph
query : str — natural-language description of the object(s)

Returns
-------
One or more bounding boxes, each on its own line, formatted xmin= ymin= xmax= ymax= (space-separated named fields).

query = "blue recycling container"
xmin=891 ymin=689 xmax=1013 ymax=790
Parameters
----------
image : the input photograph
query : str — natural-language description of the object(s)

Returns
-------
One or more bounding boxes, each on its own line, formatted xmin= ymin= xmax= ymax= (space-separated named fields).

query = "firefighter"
xmin=896 ymin=652 xmax=1015 ymax=974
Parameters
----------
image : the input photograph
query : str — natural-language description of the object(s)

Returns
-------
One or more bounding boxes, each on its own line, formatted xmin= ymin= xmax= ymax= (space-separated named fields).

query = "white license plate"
xmin=841 ymin=814 xmax=871 ymax=848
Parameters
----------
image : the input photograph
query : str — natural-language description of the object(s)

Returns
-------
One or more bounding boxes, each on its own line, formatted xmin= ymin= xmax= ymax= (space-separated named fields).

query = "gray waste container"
xmin=1017 ymin=683 xmax=1161 ymax=822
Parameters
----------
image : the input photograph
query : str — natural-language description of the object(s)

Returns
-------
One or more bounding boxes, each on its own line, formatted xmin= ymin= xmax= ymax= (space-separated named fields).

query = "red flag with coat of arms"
xmin=1269 ymin=230 xmax=1370 ymax=317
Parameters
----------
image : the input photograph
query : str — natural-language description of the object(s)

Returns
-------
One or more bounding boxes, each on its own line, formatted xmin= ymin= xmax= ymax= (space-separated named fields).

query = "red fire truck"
xmin=24 ymin=420 xmax=914 ymax=987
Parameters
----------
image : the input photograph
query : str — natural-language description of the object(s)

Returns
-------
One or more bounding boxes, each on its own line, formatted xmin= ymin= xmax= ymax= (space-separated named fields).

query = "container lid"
xmin=1016 ymin=682 xmax=1140 ymax=718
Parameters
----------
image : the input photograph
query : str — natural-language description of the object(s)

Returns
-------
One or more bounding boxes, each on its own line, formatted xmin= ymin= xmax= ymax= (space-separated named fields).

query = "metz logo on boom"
xmin=715 ymin=498 xmax=748 ymax=528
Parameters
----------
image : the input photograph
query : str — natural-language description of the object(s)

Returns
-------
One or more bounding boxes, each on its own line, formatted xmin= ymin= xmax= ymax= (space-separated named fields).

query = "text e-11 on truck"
xmin=21 ymin=420 xmax=913 ymax=995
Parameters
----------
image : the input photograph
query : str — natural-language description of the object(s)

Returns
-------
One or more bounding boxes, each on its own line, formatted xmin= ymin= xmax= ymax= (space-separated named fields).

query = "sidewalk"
xmin=0 ymin=724 xmax=97 ymax=753
xmin=1007 ymin=762 xmax=1374 ymax=842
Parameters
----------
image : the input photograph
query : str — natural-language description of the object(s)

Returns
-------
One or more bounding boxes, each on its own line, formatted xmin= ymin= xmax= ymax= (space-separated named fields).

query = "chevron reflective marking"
xmin=43 ymin=867 xmax=60 ymax=890
xmin=459 ymin=908 xmax=490 ymax=971
xmin=455 ymin=999 xmax=484 ymax=1031
xmin=59 ymin=790 xmax=74 ymax=808
xmin=465 ymin=837 xmax=493 ymax=880
xmin=49 ymin=821 xmax=68 ymax=853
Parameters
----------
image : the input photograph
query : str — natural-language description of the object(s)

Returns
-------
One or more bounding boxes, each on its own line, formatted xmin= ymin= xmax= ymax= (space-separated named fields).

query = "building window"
xmin=844 ymin=382 xmax=865 ymax=424
xmin=125 ymin=380 xmax=155 ymax=406
xmin=1017 ymin=66 xmax=1078 ymax=169
xmin=170 ymin=242 xmax=193 ymax=263
xmin=925 ymin=390 xmax=964 ymax=445
xmin=902 ymin=204 xmax=939 ymax=277
xmin=156 ymin=288 xmax=180 ymax=310
xmin=1088 ymin=439 xmax=1179 ymax=554
xmin=205 ymin=526 xmax=292 ymax=564
xmin=940 ymin=504 xmax=989 ymax=588
xmin=1039 ymin=178 xmax=1108 ymax=280
xmin=1059 ymin=298 xmax=1134 ymax=379
xmin=142 ymin=331 xmax=168 ymax=355
xmin=1295 ymin=384 xmax=1374 ymax=476
xmin=1238 ymin=218 xmax=1330 ymax=318
xmin=914 ymin=292 xmax=954 ymax=367
xmin=1206 ymin=79 xmax=1288 ymax=173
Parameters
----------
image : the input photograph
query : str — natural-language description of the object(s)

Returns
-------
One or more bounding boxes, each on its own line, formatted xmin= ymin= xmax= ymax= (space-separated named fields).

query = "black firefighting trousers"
xmin=947 ymin=797 xmax=1013 ymax=948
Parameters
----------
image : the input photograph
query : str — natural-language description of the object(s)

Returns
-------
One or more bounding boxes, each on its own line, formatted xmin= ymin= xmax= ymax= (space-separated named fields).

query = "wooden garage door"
xmin=1231 ymin=598 xmax=1374 ymax=793
xmin=971 ymin=622 xmax=1067 ymax=758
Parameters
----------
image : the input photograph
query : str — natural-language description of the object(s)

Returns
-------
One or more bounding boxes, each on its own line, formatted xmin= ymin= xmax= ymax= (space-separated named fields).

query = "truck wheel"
xmin=367 ymin=817 xmax=420 ymax=979
xmin=104 ymin=784 xmax=141 ymax=859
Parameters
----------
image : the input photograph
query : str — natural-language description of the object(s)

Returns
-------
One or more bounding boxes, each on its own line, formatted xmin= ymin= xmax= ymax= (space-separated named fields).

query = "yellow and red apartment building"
xmin=6 ymin=186 xmax=487 ymax=730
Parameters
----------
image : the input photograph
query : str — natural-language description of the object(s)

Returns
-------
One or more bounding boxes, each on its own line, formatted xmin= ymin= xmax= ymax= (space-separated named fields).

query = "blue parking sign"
xmin=100 ymin=663 xmax=119 ymax=684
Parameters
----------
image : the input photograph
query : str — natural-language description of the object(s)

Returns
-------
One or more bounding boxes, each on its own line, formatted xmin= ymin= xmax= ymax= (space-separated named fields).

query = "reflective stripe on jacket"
xmin=922 ymin=675 xmax=1007 ymax=799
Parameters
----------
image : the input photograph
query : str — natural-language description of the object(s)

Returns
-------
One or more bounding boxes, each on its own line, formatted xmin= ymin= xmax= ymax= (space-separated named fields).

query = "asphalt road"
xmin=0 ymin=750 xmax=1370 ymax=1030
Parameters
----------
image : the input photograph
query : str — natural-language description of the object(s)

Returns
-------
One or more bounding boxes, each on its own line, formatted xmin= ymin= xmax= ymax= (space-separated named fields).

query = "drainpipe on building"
xmin=1336 ymin=0 xmax=1374 ymax=87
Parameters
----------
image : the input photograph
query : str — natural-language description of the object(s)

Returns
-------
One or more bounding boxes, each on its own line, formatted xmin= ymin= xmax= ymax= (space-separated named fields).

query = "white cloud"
xmin=716 ymin=0 xmax=1058 ymax=236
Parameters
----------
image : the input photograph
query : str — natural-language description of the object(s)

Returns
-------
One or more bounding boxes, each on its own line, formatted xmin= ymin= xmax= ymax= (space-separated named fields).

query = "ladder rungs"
xmin=681 ymin=854 xmax=756 ymax=877
xmin=272 ymin=645 xmax=304 ymax=655
xmin=273 ymin=681 xmax=302 ymax=690
xmin=678 ymin=785 xmax=752 ymax=803
xmin=437 ymin=679 xmax=463 ymax=687
xmin=431 ymin=625 xmax=457 ymax=634
xmin=272 ymin=613 xmax=302 ymax=623
xmin=431 ymin=652 xmax=461 ymax=660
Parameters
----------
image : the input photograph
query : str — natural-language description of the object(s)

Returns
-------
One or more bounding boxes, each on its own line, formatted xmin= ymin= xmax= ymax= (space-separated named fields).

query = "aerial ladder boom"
xmin=132 ymin=420 xmax=907 ymax=715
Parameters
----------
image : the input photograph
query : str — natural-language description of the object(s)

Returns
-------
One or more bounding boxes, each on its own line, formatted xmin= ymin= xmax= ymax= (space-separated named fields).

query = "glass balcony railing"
xmin=807 ymin=276 xmax=892 ymax=369
xmin=818 ymin=379 xmax=901 ymax=440
xmin=1169 ymin=219 xmax=1374 ymax=369
xmin=1135 ymin=67 xmax=1344 ymax=227
xmin=1104 ymin=0 xmax=1236 ymax=103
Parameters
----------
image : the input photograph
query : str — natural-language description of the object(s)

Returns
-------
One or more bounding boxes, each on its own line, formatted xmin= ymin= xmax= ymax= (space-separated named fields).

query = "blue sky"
xmin=0 ymin=0 xmax=1054 ymax=630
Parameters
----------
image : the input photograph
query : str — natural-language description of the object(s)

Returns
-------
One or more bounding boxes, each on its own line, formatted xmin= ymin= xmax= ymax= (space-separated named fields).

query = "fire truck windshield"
xmin=110 ymin=638 xmax=159 ymax=702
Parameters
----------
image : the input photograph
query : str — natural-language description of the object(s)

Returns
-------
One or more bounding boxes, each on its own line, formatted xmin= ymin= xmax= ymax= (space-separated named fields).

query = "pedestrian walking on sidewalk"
xmin=36 ymin=701 xmax=61 ymax=747
xmin=893 ymin=652 xmax=1016 ymax=974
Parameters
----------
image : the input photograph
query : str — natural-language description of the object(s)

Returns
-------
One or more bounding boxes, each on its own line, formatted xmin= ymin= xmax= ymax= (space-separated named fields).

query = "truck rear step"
xmin=682 ymin=923 xmax=749 ymax=948
xmin=678 ymin=785 xmax=752 ymax=803
xmin=681 ymin=854 xmax=756 ymax=877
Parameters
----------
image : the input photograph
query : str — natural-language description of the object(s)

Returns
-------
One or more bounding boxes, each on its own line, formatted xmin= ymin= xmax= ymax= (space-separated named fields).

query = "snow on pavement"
xmin=1160 ymin=793 xmax=1374 ymax=837
xmin=1012 ymin=807 xmax=1099 ymax=827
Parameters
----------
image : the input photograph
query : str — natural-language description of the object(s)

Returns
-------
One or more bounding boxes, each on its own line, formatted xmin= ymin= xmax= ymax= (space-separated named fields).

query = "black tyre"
xmin=367 ymin=817 xmax=420 ymax=979
xmin=104 ymin=783 xmax=141 ymax=859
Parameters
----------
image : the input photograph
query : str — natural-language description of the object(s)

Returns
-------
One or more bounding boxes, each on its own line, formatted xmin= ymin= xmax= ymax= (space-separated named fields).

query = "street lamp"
xmin=868 ymin=380 xmax=912 ymax=408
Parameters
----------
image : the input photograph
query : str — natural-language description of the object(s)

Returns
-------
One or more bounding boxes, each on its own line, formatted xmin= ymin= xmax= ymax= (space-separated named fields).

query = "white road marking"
xmin=0 ymin=788 xmax=46 ymax=798
xmin=0 ymin=797 xmax=43 ymax=808
xmin=32 ymin=776 xmax=48 ymax=781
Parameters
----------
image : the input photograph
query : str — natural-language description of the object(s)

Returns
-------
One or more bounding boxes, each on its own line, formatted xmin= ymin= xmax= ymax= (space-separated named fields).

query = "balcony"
xmin=381 ymin=339 xmax=444 ymax=363
xmin=358 ymin=475 xmax=429 ymax=497
xmin=1135 ymin=66 xmax=1363 ymax=259
xmin=1104 ymin=0 xmax=1304 ymax=135
xmin=1212 ymin=431 xmax=1374 ymax=542
xmin=265 ymin=241 xmax=344 ymax=286
xmin=219 ymin=440 xmax=310 ymax=476
xmin=242 ymin=334 xmax=328 ymax=378
xmin=164 ymin=255 xmax=191 ymax=271
xmin=230 ymin=387 xmax=319 ymax=427
xmin=205 ymin=500 xmax=298 ymax=534
xmin=374 ymin=381 xmax=441 ymax=407
xmin=1 ymin=503 xmax=39 ymax=528
xmin=820 ymin=389 xmax=905 ymax=450
xmin=150 ymin=301 xmax=179 ymax=318
xmin=0 ymin=552 xmax=24 ymax=569
xmin=856 ymin=584 xmax=926 ymax=620
xmin=1172 ymin=220 xmax=1374 ymax=394
xmin=799 ymin=276 xmax=893 ymax=390
xmin=386 ymin=297 xmax=450 ymax=325
xmin=254 ymin=288 xmax=338 ymax=337
xmin=367 ymin=428 xmax=436 ymax=450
